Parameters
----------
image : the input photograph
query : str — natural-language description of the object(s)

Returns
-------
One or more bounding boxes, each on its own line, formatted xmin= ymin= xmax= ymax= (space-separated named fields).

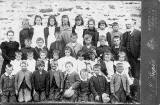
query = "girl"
xmin=31 ymin=15 xmax=45 ymax=47
xmin=83 ymin=18 xmax=99 ymax=47
xmin=1 ymin=30 xmax=19 ymax=75
xmin=44 ymin=15 xmax=60 ymax=49
xmin=59 ymin=15 xmax=72 ymax=46
xmin=72 ymin=15 xmax=85 ymax=45
xmin=97 ymin=20 xmax=110 ymax=47
xmin=100 ymin=51 xmax=114 ymax=82
xmin=19 ymin=18 xmax=33 ymax=48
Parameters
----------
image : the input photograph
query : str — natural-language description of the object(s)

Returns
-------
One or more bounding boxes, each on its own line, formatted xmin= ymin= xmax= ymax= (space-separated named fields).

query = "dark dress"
xmin=19 ymin=28 xmax=33 ymax=48
xmin=0 ymin=41 xmax=19 ymax=75
xmin=34 ymin=46 xmax=48 ymax=60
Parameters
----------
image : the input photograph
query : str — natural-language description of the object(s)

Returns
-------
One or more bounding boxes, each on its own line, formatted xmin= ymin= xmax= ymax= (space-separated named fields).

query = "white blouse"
xmin=75 ymin=26 xmax=84 ymax=45
xmin=47 ymin=26 xmax=56 ymax=49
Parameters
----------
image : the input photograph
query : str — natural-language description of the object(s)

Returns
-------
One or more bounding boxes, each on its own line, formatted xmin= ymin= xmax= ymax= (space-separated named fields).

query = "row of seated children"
xmin=0 ymin=59 xmax=133 ymax=104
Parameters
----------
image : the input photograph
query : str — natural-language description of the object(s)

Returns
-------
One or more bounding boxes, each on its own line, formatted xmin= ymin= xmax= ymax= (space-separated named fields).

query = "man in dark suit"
xmin=121 ymin=20 xmax=141 ymax=80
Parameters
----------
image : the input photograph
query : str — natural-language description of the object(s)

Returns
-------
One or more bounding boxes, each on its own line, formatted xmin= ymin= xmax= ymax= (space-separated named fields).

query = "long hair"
xmin=75 ymin=15 xmax=84 ymax=26
xmin=47 ymin=15 xmax=58 ymax=27
xmin=34 ymin=15 xmax=42 ymax=25
xmin=61 ymin=15 xmax=70 ymax=27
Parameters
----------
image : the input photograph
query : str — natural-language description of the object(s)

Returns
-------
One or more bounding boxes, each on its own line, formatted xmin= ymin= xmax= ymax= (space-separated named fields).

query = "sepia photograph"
xmin=1 ymin=0 xmax=157 ymax=104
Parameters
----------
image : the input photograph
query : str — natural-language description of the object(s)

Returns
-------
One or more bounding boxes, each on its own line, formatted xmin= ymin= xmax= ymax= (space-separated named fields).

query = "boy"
xmin=48 ymin=60 xmax=63 ymax=101
xmin=110 ymin=63 xmax=130 ymax=103
xmin=32 ymin=60 xmax=49 ymax=102
xmin=107 ymin=22 xmax=122 ymax=47
xmin=66 ymin=33 xmax=82 ymax=58
xmin=21 ymin=38 xmax=36 ymax=60
xmin=62 ymin=61 xmax=81 ymax=102
xmin=34 ymin=37 xmax=48 ymax=60
xmin=89 ymin=64 xmax=110 ymax=103
xmin=26 ymin=51 xmax=36 ymax=73
xmin=96 ymin=35 xmax=111 ymax=58
xmin=38 ymin=50 xmax=49 ymax=71
xmin=10 ymin=50 xmax=22 ymax=75
xmin=0 ymin=64 xmax=16 ymax=102
xmin=58 ymin=46 xmax=77 ymax=72
xmin=15 ymin=60 xmax=32 ymax=102
xmin=111 ymin=36 xmax=126 ymax=61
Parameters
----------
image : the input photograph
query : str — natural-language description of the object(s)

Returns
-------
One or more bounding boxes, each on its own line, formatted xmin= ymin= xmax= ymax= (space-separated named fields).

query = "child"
xmin=31 ymin=60 xmax=49 ymax=102
xmin=66 ymin=32 xmax=82 ymax=58
xmin=10 ymin=50 xmax=22 ymax=75
xmin=38 ymin=50 xmax=49 ymax=71
xmin=97 ymin=20 xmax=110 ymax=46
xmin=50 ymin=49 xmax=60 ymax=61
xmin=48 ymin=60 xmax=63 ymax=101
xmin=107 ymin=22 xmax=122 ymax=47
xmin=72 ymin=15 xmax=85 ymax=45
xmin=81 ymin=34 xmax=96 ymax=60
xmin=62 ymin=61 xmax=81 ymax=102
xmin=21 ymin=38 xmax=36 ymax=60
xmin=76 ymin=50 xmax=86 ymax=73
xmin=58 ymin=46 xmax=77 ymax=72
xmin=78 ymin=69 xmax=91 ymax=102
xmin=34 ymin=37 xmax=48 ymax=60
xmin=111 ymin=36 xmax=126 ymax=61
xmin=44 ymin=15 xmax=60 ymax=48
xmin=31 ymin=15 xmax=45 ymax=47
xmin=26 ymin=51 xmax=36 ymax=73
xmin=89 ymin=64 xmax=110 ymax=103
xmin=19 ymin=18 xmax=33 ymax=48
xmin=100 ymin=51 xmax=114 ymax=81
xmin=59 ymin=15 xmax=72 ymax=45
xmin=0 ymin=64 xmax=16 ymax=102
xmin=110 ymin=63 xmax=130 ymax=104
xmin=96 ymin=35 xmax=111 ymax=58
xmin=83 ymin=18 xmax=99 ymax=47
xmin=1 ymin=30 xmax=19 ymax=75
xmin=15 ymin=60 xmax=32 ymax=102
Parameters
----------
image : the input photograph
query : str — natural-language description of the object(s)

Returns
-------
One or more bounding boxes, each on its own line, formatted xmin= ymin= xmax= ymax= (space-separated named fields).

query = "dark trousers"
xmin=33 ymin=91 xmax=46 ymax=102
xmin=1 ymin=91 xmax=16 ymax=103
xmin=49 ymin=88 xmax=61 ymax=101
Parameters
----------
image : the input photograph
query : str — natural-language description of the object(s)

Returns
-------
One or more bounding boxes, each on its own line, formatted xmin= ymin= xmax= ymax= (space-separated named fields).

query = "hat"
xmin=63 ymin=89 xmax=75 ymax=98
xmin=102 ymin=93 xmax=110 ymax=103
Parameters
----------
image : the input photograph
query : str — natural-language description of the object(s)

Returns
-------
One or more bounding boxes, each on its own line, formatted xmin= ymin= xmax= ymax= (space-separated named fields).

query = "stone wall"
xmin=0 ymin=0 xmax=141 ymax=43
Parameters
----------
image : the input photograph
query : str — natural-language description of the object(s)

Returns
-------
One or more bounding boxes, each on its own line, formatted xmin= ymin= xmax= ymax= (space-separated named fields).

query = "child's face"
xmin=119 ymin=54 xmax=125 ymax=61
xmin=50 ymin=18 xmax=55 ymax=26
xmin=76 ymin=20 xmax=82 ymax=26
xmin=22 ymin=20 xmax=29 ymax=28
xmin=88 ymin=21 xmax=95 ymax=29
xmin=80 ymin=70 xmax=88 ymax=80
xmin=36 ymin=40 xmax=44 ymax=48
xmin=21 ymin=63 xmax=28 ymax=70
xmin=25 ymin=40 xmax=32 ymax=47
xmin=112 ymin=25 xmax=119 ymax=32
xmin=116 ymin=66 xmax=124 ymax=74
xmin=85 ymin=38 xmax=92 ymax=45
xmin=7 ymin=32 xmax=14 ymax=41
xmin=78 ymin=56 xmax=84 ymax=61
xmin=27 ymin=54 xmax=33 ymax=60
xmin=51 ymin=62 xmax=58 ymax=70
xmin=62 ymin=17 xmax=69 ymax=25
xmin=6 ymin=67 xmax=13 ymax=75
xmin=71 ymin=36 xmax=77 ymax=43
xmin=40 ymin=52 xmax=46 ymax=59
xmin=94 ymin=67 xmax=101 ymax=75
xmin=113 ymin=38 xmax=120 ymax=46
xmin=15 ymin=54 xmax=22 ymax=60
xmin=38 ymin=65 xmax=45 ymax=71
xmin=53 ymin=53 xmax=59 ymax=60
xmin=65 ymin=64 xmax=73 ymax=72
xmin=35 ymin=17 xmax=42 ymax=25
xmin=100 ymin=39 xmax=106 ymax=46
xmin=104 ymin=54 xmax=111 ymax=61
xmin=65 ymin=50 xmax=71 ymax=56
xmin=126 ymin=23 xmax=132 ymax=29
xmin=90 ymin=54 xmax=96 ymax=60
xmin=99 ymin=24 xmax=106 ymax=30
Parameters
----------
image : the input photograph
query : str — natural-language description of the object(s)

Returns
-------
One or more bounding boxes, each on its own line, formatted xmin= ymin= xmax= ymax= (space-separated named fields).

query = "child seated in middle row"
xmin=26 ymin=51 xmax=36 ymax=73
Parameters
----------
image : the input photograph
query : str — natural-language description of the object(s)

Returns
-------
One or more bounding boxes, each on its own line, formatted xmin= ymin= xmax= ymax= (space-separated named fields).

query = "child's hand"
xmin=95 ymin=95 xmax=100 ymax=101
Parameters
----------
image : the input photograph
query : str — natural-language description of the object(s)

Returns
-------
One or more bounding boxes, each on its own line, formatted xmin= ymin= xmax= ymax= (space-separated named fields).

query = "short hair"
xmin=25 ymin=38 xmax=32 ymax=42
xmin=65 ymin=61 xmax=73 ymax=67
xmin=80 ymin=69 xmax=88 ymax=74
xmin=113 ymin=36 xmax=120 ymax=40
xmin=7 ymin=30 xmax=14 ymax=36
xmin=112 ymin=22 xmax=119 ymax=27
xmin=98 ymin=20 xmax=107 ymax=28
xmin=15 ymin=50 xmax=22 ymax=56
xmin=61 ymin=15 xmax=70 ymax=27
xmin=77 ymin=50 xmax=84 ymax=57
xmin=47 ymin=15 xmax=58 ymax=27
xmin=40 ymin=50 xmax=47 ymax=56
xmin=34 ymin=15 xmax=42 ymax=25
xmin=6 ymin=64 xmax=13 ymax=69
xmin=52 ymin=49 xmax=60 ymax=55
xmin=103 ymin=51 xmax=113 ymax=60
xmin=20 ymin=60 xmax=28 ymax=67
xmin=116 ymin=62 xmax=124 ymax=68
xmin=84 ymin=34 xmax=92 ymax=41
xmin=71 ymin=32 xmax=78 ymax=38
xmin=50 ymin=60 xmax=58 ymax=66
xmin=27 ymin=51 xmax=33 ymax=56
xmin=99 ymin=35 xmax=107 ymax=41
xmin=88 ymin=18 xmax=95 ymax=26
xmin=93 ymin=64 xmax=101 ymax=69
xmin=65 ymin=46 xmax=72 ymax=52
xmin=75 ymin=15 xmax=84 ymax=25
xmin=36 ymin=60 xmax=45 ymax=67
xmin=36 ymin=37 xmax=44 ymax=43
xmin=118 ymin=51 xmax=128 ymax=60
